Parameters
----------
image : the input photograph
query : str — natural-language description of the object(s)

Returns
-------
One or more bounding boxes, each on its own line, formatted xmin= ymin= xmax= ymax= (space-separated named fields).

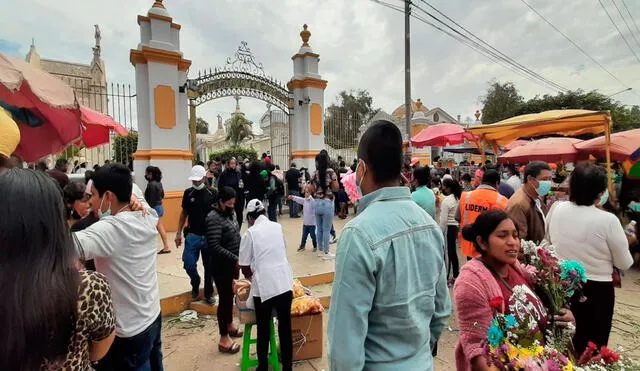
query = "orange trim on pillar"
xmin=310 ymin=103 xmax=323 ymax=135
xmin=291 ymin=52 xmax=320 ymax=60
xmin=160 ymin=191 xmax=183 ymax=232
xmin=132 ymin=149 xmax=194 ymax=160
xmin=137 ymin=15 xmax=182 ymax=30
xmin=154 ymin=85 xmax=176 ymax=129
xmin=129 ymin=46 xmax=192 ymax=71
xmin=291 ymin=150 xmax=321 ymax=159
xmin=287 ymin=77 xmax=327 ymax=90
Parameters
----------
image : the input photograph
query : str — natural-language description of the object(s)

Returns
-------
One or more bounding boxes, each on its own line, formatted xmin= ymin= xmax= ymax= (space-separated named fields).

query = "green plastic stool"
xmin=241 ymin=319 xmax=280 ymax=371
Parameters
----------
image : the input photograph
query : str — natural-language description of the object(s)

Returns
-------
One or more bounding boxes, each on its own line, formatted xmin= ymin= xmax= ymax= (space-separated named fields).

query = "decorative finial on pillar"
xmin=415 ymin=98 xmax=422 ymax=110
xmin=152 ymin=0 xmax=165 ymax=9
xmin=300 ymin=24 xmax=311 ymax=47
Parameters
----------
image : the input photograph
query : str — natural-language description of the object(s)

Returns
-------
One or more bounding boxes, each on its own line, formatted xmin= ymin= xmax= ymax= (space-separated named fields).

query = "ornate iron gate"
xmin=268 ymin=109 xmax=290 ymax=169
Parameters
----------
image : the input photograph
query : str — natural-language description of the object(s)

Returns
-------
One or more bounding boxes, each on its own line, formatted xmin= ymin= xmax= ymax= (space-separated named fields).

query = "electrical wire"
xmin=518 ymin=0 xmax=634 ymax=94
xmin=598 ymin=0 xmax=640 ymax=64
xmin=621 ymin=0 xmax=640 ymax=39
xmin=412 ymin=1 xmax=568 ymax=92
xmin=611 ymin=0 xmax=640 ymax=51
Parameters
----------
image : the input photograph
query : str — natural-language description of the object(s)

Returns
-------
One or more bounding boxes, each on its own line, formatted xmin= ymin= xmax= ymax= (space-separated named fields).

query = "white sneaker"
xmin=323 ymin=253 xmax=336 ymax=260
xmin=329 ymin=236 xmax=338 ymax=245
xmin=317 ymin=251 xmax=327 ymax=257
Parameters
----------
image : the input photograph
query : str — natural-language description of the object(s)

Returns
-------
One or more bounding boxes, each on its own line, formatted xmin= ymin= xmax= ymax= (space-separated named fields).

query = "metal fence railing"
xmin=268 ymin=109 xmax=290 ymax=169
xmin=324 ymin=107 xmax=361 ymax=165
xmin=57 ymin=78 xmax=137 ymax=171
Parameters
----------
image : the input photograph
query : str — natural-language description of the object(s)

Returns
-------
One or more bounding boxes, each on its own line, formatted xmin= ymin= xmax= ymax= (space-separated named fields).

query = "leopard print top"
xmin=42 ymin=270 xmax=115 ymax=370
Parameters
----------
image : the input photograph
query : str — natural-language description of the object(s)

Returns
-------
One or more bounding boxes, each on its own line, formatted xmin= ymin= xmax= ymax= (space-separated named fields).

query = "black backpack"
xmin=273 ymin=175 xmax=285 ymax=196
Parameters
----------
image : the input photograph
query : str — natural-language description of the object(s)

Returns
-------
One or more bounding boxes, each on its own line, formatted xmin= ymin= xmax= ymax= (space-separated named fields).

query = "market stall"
xmin=467 ymin=109 xmax=613 ymax=188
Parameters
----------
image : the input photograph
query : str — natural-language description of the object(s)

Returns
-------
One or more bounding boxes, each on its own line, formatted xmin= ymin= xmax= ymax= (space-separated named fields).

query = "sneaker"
xmin=329 ymin=236 xmax=338 ymax=245
xmin=312 ymin=247 xmax=318 ymax=252
xmin=323 ymin=253 xmax=336 ymax=260
xmin=317 ymin=251 xmax=326 ymax=257
xmin=191 ymin=287 xmax=199 ymax=301
xmin=206 ymin=296 xmax=216 ymax=305
xmin=297 ymin=246 xmax=305 ymax=252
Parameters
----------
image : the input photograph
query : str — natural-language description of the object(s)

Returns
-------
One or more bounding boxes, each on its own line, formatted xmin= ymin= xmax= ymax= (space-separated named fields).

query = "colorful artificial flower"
xmin=487 ymin=324 xmax=504 ymax=348
xmin=489 ymin=296 xmax=504 ymax=312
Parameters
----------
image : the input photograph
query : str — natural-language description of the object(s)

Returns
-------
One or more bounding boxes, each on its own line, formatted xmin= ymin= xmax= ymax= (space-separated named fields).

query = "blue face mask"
xmin=98 ymin=193 xmax=111 ymax=218
xmin=193 ymin=183 xmax=205 ymax=191
xmin=536 ymin=180 xmax=553 ymax=197
xmin=598 ymin=189 xmax=609 ymax=206
xmin=630 ymin=201 xmax=640 ymax=212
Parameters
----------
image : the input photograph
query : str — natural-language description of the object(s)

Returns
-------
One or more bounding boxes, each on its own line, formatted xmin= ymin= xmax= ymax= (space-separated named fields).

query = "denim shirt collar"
xmin=358 ymin=186 xmax=412 ymax=214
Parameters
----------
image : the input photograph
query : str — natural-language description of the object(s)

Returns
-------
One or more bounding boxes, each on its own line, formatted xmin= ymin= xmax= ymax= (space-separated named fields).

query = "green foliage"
xmin=480 ymin=82 xmax=640 ymax=132
xmin=480 ymin=81 xmax=524 ymax=125
xmin=225 ymin=115 xmax=253 ymax=147
xmin=58 ymin=145 xmax=81 ymax=161
xmin=325 ymin=89 xmax=380 ymax=149
xmin=112 ymin=131 xmax=138 ymax=163
xmin=208 ymin=147 xmax=258 ymax=163
xmin=196 ymin=117 xmax=209 ymax=134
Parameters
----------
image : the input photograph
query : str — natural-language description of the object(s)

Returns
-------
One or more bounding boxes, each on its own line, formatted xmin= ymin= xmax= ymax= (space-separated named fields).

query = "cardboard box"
xmin=291 ymin=312 xmax=323 ymax=361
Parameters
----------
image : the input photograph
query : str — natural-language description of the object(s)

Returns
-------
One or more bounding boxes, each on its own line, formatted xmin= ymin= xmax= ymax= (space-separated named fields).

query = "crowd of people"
xmin=1 ymin=113 xmax=640 ymax=371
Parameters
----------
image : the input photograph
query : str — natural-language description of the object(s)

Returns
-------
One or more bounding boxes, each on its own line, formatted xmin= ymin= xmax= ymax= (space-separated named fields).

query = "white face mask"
xmin=355 ymin=160 xmax=366 ymax=196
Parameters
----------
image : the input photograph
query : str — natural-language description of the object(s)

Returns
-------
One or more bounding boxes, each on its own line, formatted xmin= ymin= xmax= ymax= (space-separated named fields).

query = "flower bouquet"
xmin=520 ymin=240 xmax=588 ymax=354
xmin=483 ymin=296 xmax=575 ymax=370
xmin=575 ymin=342 xmax=640 ymax=370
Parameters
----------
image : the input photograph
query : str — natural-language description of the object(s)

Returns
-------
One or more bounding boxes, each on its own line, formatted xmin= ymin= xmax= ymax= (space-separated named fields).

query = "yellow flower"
xmin=563 ymin=361 xmax=574 ymax=371
xmin=533 ymin=346 xmax=544 ymax=357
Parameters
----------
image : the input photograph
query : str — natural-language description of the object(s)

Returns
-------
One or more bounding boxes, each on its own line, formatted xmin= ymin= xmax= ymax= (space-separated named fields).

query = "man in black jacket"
xmin=285 ymin=162 xmax=301 ymax=218
xmin=205 ymin=186 xmax=243 ymax=353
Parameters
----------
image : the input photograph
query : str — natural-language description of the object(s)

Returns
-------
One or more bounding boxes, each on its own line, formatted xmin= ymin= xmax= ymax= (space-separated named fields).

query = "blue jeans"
xmin=315 ymin=199 xmax=334 ymax=253
xmin=182 ymin=233 xmax=215 ymax=298
xmin=289 ymin=190 xmax=300 ymax=217
xmin=94 ymin=314 xmax=163 ymax=371
xmin=301 ymin=225 xmax=317 ymax=249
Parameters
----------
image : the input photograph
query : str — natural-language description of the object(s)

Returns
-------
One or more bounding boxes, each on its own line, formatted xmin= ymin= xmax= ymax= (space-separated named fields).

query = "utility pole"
xmin=404 ymin=0 xmax=412 ymax=159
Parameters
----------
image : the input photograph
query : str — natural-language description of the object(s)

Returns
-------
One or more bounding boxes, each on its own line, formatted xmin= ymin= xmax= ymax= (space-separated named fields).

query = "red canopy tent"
xmin=80 ymin=106 xmax=128 ymax=148
xmin=411 ymin=123 xmax=476 ymax=148
xmin=498 ymin=137 xmax=582 ymax=164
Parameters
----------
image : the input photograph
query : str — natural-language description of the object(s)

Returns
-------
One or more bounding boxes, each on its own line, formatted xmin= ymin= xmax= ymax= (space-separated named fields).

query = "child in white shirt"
xmin=289 ymin=187 xmax=317 ymax=252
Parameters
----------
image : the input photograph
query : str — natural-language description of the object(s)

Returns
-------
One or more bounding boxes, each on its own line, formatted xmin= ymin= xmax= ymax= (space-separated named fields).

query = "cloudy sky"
xmin=2 ymin=0 xmax=640 ymax=131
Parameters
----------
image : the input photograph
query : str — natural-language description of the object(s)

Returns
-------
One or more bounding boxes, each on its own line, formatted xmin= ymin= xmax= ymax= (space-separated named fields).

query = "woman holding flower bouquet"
xmin=453 ymin=210 xmax=574 ymax=370
xmin=547 ymin=162 xmax=633 ymax=355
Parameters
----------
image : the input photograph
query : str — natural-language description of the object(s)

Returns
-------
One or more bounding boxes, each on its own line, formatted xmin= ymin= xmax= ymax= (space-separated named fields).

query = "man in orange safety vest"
xmin=456 ymin=169 xmax=508 ymax=258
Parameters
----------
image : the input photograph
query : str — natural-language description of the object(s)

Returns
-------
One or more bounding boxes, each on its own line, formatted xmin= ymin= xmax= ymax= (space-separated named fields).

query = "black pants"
xmin=211 ymin=261 xmax=238 ymax=337
xmin=571 ymin=280 xmax=615 ymax=354
xmin=235 ymin=195 xmax=244 ymax=228
xmin=94 ymin=314 xmax=163 ymax=371
xmin=446 ymin=225 xmax=460 ymax=278
xmin=254 ymin=291 xmax=293 ymax=371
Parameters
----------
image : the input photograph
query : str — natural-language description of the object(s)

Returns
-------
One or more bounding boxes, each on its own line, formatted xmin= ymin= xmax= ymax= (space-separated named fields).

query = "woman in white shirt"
xmin=547 ymin=162 xmax=633 ymax=355
xmin=440 ymin=178 xmax=462 ymax=281
xmin=239 ymin=199 xmax=294 ymax=371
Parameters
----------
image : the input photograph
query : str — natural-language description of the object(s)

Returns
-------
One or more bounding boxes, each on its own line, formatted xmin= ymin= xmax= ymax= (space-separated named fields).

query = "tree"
xmin=225 ymin=115 xmax=253 ymax=148
xmin=480 ymin=81 xmax=524 ymax=124
xmin=325 ymin=90 xmax=380 ymax=149
xmin=112 ymin=131 xmax=138 ymax=163
xmin=196 ymin=117 xmax=209 ymax=134
xmin=208 ymin=148 xmax=258 ymax=163
xmin=58 ymin=145 xmax=81 ymax=161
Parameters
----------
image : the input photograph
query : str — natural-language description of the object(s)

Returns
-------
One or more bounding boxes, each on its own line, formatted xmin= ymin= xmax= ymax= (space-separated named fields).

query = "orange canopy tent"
xmin=466 ymin=109 xmax=613 ymax=188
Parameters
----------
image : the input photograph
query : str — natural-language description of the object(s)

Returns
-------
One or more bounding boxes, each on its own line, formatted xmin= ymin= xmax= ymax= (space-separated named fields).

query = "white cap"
xmin=247 ymin=199 xmax=265 ymax=213
xmin=188 ymin=165 xmax=206 ymax=181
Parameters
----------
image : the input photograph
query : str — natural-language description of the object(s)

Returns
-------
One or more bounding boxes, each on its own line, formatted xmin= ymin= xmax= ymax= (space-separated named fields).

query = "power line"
xmin=412 ymin=1 xmax=568 ymax=92
xmin=621 ymin=0 xmax=640 ymax=39
xmin=598 ymin=0 xmax=640 ymax=64
xmin=518 ymin=0 xmax=633 ymax=92
xmin=611 ymin=0 xmax=640 ymax=52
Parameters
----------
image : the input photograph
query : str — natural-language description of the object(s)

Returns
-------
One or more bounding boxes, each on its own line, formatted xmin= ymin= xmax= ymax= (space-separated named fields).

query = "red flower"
xmin=489 ymin=296 xmax=504 ymax=312
xmin=587 ymin=342 xmax=598 ymax=351
xmin=600 ymin=346 xmax=620 ymax=364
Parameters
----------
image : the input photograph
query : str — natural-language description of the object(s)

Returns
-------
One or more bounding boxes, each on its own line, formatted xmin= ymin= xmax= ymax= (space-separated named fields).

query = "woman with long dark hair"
xmin=0 ymin=169 xmax=116 ymax=370
xmin=63 ymin=181 xmax=91 ymax=228
xmin=310 ymin=151 xmax=339 ymax=257
xmin=453 ymin=210 xmax=573 ymax=370
xmin=145 ymin=165 xmax=171 ymax=254
xmin=440 ymin=178 xmax=462 ymax=281
xmin=547 ymin=162 xmax=633 ymax=354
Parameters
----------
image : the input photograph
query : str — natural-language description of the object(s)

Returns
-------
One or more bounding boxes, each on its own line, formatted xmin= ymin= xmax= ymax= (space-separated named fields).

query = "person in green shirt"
xmin=328 ymin=120 xmax=451 ymax=370
xmin=411 ymin=166 xmax=437 ymax=219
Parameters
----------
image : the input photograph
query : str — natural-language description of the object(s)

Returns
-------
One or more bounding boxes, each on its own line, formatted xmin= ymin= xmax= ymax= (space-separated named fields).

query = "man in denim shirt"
xmin=328 ymin=120 xmax=451 ymax=370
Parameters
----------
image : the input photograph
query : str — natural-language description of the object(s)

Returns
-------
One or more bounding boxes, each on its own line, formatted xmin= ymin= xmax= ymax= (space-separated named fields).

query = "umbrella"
xmin=0 ymin=106 xmax=20 ymax=158
xmin=411 ymin=123 xmax=476 ymax=148
xmin=80 ymin=106 xmax=128 ymax=148
xmin=498 ymin=137 xmax=582 ymax=164
xmin=503 ymin=140 xmax=529 ymax=151
xmin=575 ymin=129 xmax=640 ymax=162
xmin=631 ymin=147 xmax=640 ymax=162
xmin=0 ymin=52 xmax=81 ymax=162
